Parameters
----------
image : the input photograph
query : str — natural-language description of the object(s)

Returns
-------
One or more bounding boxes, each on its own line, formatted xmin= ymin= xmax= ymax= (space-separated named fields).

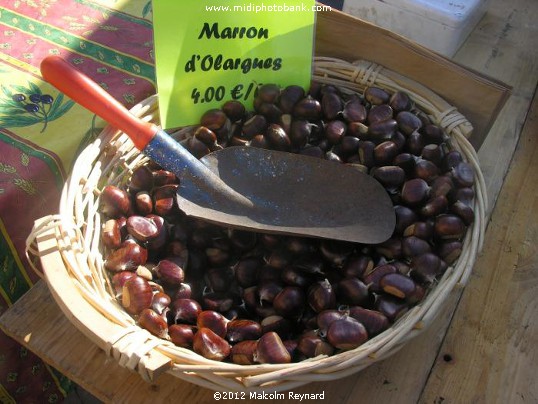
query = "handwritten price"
xmin=190 ymin=82 xmax=259 ymax=105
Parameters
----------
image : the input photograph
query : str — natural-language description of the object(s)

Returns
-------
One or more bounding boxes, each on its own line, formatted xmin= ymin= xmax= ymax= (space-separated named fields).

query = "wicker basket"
xmin=26 ymin=56 xmax=486 ymax=392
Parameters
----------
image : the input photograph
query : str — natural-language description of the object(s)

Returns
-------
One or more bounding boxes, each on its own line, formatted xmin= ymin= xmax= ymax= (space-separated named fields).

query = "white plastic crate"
xmin=342 ymin=0 xmax=488 ymax=56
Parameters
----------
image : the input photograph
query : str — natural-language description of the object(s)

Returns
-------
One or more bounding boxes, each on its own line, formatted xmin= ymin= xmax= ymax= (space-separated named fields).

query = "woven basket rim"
xmin=27 ymin=56 xmax=487 ymax=392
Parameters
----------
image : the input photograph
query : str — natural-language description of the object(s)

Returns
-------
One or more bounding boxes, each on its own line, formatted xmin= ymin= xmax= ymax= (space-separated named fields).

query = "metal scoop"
xmin=40 ymin=56 xmax=395 ymax=244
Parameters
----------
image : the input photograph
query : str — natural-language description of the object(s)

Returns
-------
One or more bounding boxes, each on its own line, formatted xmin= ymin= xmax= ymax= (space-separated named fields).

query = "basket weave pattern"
xmin=27 ymin=57 xmax=486 ymax=392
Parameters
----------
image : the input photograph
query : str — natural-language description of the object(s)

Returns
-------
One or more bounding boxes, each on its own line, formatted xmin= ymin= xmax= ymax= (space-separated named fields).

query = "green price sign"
xmin=152 ymin=0 xmax=316 ymax=129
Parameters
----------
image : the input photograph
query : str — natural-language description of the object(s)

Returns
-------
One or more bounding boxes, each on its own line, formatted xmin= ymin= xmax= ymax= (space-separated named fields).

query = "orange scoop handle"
xmin=40 ymin=56 xmax=157 ymax=150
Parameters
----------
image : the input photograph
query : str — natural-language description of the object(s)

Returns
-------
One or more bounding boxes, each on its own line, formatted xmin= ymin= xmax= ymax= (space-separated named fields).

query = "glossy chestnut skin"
xmin=105 ymin=242 xmax=148 ymax=272
xmin=138 ymin=308 xmax=169 ymax=339
xmin=229 ymin=340 xmax=258 ymax=365
xmin=254 ymin=332 xmax=292 ymax=364
xmin=348 ymin=306 xmax=389 ymax=337
xmin=154 ymin=259 xmax=185 ymax=287
xmin=122 ymin=276 xmax=153 ymax=315
xmin=326 ymin=317 xmax=368 ymax=350
xmin=170 ymin=298 xmax=202 ymax=324
xmin=226 ymin=319 xmax=263 ymax=343
xmin=99 ymin=185 xmax=132 ymax=218
xmin=197 ymin=310 xmax=228 ymax=338
xmin=169 ymin=324 xmax=195 ymax=348
xmin=193 ymin=328 xmax=231 ymax=361
xmin=102 ymin=219 xmax=122 ymax=250
xmin=273 ymin=286 xmax=306 ymax=319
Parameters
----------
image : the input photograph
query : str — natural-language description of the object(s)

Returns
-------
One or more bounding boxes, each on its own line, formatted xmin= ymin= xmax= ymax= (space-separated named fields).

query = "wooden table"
xmin=1 ymin=0 xmax=537 ymax=402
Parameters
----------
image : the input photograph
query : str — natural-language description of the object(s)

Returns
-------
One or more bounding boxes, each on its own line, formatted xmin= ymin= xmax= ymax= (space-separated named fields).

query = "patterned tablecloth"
xmin=0 ymin=1 xmax=155 ymax=401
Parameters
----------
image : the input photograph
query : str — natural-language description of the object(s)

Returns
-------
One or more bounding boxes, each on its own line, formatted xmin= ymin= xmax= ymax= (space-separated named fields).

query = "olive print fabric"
xmin=0 ymin=0 xmax=155 ymax=401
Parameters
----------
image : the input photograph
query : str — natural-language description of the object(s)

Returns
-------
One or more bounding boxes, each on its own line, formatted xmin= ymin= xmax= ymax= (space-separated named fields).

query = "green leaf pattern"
xmin=0 ymin=83 xmax=75 ymax=133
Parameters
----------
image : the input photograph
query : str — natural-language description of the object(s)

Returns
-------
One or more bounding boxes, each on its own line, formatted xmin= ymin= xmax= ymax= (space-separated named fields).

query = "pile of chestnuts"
xmin=99 ymin=82 xmax=475 ymax=365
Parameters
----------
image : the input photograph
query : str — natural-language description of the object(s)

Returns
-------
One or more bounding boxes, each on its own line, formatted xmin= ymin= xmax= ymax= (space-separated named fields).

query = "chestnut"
xmin=169 ymin=324 xmax=195 ymax=348
xmin=258 ymin=280 xmax=284 ymax=304
xmin=278 ymin=85 xmax=305 ymax=114
xmin=316 ymin=309 xmax=347 ymax=336
xmin=340 ymin=255 xmax=374 ymax=278
xmin=342 ymin=98 xmax=367 ymax=123
xmin=401 ymin=178 xmax=430 ymax=206
xmin=233 ymin=257 xmax=262 ymax=288
xmin=222 ymin=100 xmax=246 ymax=122
xmin=242 ymin=114 xmax=267 ymax=139
xmin=421 ymin=124 xmax=445 ymax=144
xmin=260 ymin=315 xmax=293 ymax=339
xmin=372 ymin=166 xmax=406 ymax=188
xmin=451 ymin=161 xmax=475 ymax=188
xmin=226 ymin=319 xmax=262 ymax=343
xmin=420 ymin=195 xmax=449 ymax=217
xmin=307 ymin=279 xmax=336 ymax=312
xmin=321 ymin=91 xmax=343 ymax=120
xmin=229 ymin=340 xmax=258 ymax=365
xmin=197 ymin=310 xmax=228 ymax=338
xmin=437 ymin=241 xmax=463 ymax=265
xmin=393 ymin=153 xmax=416 ymax=174
xmin=122 ymin=276 xmax=153 ymax=315
xmin=369 ymin=104 xmax=394 ymax=124
xmin=200 ymin=108 xmax=227 ymax=131
xmin=324 ymin=120 xmax=347 ymax=144
xmin=320 ymin=240 xmax=353 ymax=267
xmin=289 ymin=119 xmax=312 ymax=148
xmin=434 ymin=214 xmax=466 ymax=240
xmin=154 ymin=259 xmax=184 ymax=287
xmin=326 ymin=317 xmax=368 ymax=350
xmin=396 ymin=111 xmax=422 ymax=136
xmin=297 ymin=331 xmax=334 ymax=358
xmin=348 ymin=306 xmax=389 ymax=336
xmin=193 ymin=328 xmax=231 ymax=361
xmin=362 ymin=263 xmax=397 ymax=293
xmin=111 ymin=271 xmax=137 ymax=296
xmin=336 ymin=277 xmax=370 ymax=306
xmin=138 ymin=308 xmax=169 ymax=339
xmin=410 ymin=252 xmax=443 ymax=284
xmin=170 ymin=298 xmax=202 ymax=324
xmin=402 ymin=236 xmax=432 ymax=258
xmin=451 ymin=200 xmax=475 ymax=225
xmin=254 ymin=332 xmax=291 ymax=364
xmin=379 ymin=273 xmax=422 ymax=302
xmin=151 ymin=292 xmax=171 ymax=316
xmin=375 ymin=295 xmax=409 ymax=322
xmin=293 ymin=95 xmax=321 ymax=120
xmin=389 ymin=91 xmax=413 ymax=112
xmin=102 ymin=219 xmax=122 ymax=250
xmin=394 ymin=205 xmax=419 ymax=234
xmin=105 ymin=241 xmax=148 ymax=273
xmin=365 ymin=86 xmax=390 ymax=105
xmin=99 ymin=185 xmax=132 ymax=218
xmin=442 ymin=150 xmax=464 ymax=171
xmin=128 ymin=165 xmax=154 ymax=193
xmin=273 ymin=286 xmax=306 ymax=319
xmin=414 ymin=159 xmax=439 ymax=183
xmin=403 ymin=221 xmax=434 ymax=240
xmin=368 ymin=120 xmax=397 ymax=142
xmin=265 ymin=123 xmax=291 ymax=151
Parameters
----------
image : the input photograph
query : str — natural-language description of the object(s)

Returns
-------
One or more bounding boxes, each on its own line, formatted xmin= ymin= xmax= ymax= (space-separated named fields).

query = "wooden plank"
xmin=454 ymin=0 xmax=538 ymax=216
xmin=418 ymin=84 xmax=538 ymax=404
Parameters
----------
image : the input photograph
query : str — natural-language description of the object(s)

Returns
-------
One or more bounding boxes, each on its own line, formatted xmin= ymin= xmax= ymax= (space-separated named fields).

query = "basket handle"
xmin=40 ymin=56 xmax=157 ymax=151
